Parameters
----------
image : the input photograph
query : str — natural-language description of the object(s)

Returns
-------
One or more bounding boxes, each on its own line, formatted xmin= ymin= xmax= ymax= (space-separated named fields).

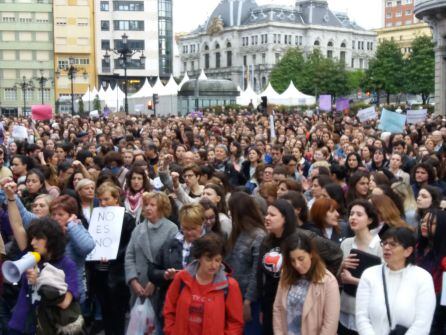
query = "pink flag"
xmin=31 ymin=105 xmax=53 ymax=121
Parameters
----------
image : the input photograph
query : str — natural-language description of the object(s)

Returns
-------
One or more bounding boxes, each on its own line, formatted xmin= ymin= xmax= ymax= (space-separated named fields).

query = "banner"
xmin=319 ymin=95 xmax=332 ymax=112
xmin=356 ymin=106 xmax=377 ymax=122
xmin=31 ymin=105 xmax=52 ymax=121
xmin=86 ymin=206 xmax=125 ymax=261
xmin=336 ymin=98 xmax=349 ymax=112
xmin=406 ymin=109 xmax=427 ymax=124
xmin=378 ymin=108 xmax=406 ymax=133
xmin=103 ymin=106 xmax=111 ymax=118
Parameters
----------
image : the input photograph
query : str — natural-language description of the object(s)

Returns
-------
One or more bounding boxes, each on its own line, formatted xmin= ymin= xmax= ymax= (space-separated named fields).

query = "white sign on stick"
xmin=356 ymin=106 xmax=377 ymax=122
xmin=12 ymin=125 xmax=28 ymax=140
xmin=86 ymin=206 xmax=125 ymax=261
xmin=406 ymin=109 xmax=427 ymax=124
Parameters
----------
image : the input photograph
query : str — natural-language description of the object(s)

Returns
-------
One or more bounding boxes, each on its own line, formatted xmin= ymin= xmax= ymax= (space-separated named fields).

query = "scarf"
xmin=125 ymin=189 xmax=144 ymax=216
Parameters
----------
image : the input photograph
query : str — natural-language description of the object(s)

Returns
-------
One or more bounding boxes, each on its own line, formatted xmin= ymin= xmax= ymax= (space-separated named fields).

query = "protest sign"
xmin=378 ymin=108 xmax=406 ymax=133
xmin=319 ymin=95 xmax=332 ymax=112
xmin=406 ymin=109 xmax=427 ymax=124
xmin=12 ymin=125 xmax=28 ymax=140
xmin=336 ymin=98 xmax=349 ymax=112
xmin=31 ymin=105 xmax=52 ymax=121
xmin=356 ymin=106 xmax=377 ymax=122
xmin=86 ymin=206 xmax=125 ymax=261
xmin=89 ymin=110 xmax=99 ymax=118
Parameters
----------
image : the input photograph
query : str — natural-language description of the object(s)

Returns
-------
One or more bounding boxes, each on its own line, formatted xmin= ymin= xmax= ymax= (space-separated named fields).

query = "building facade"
xmin=0 ymin=0 xmax=54 ymax=116
xmin=53 ymin=0 xmax=96 ymax=114
xmin=384 ymin=0 xmax=417 ymax=28
xmin=178 ymin=0 xmax=377 ymax=92
xmin=95 ymin=0 xmax=173 ymax=94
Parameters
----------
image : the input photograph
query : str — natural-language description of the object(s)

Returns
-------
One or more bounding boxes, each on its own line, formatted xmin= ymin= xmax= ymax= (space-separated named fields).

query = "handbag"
xmin=381 ymin=265 xmax=408 ymax=335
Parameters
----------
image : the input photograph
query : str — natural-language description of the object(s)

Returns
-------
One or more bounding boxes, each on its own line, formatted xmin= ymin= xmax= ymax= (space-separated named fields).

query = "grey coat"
xmin=124 ymin=217 xmax=178 ymax=289
xmin=225 ymin=228 xmax=266 ymax=302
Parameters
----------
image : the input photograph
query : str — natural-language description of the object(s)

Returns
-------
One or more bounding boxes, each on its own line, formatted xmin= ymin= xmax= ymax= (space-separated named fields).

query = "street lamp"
xmin=15 ymin=76 xmax=34 ymax=116
xmin=34 ymin=69 xmax=52 ymax=104
xmin=55 ymin=57 xmax=87 ymax=116
xmin=103 ymin=33 xmax=146 ymax=115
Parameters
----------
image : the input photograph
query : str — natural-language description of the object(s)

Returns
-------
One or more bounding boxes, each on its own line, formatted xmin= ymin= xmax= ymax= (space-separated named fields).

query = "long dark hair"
xmin=265 ymin=199 xmax=297 ymax=246
xmin=125 ymin=166 xmax=151 ymax=194
xmin=417 ymin=209 xmax=446 ymax=264
xmin=199 ymin=197 xmax=223 ymax=237
xmin=227 ymin=192 xmax=265 ymax=250
xmin=346 ymin=170 xmax=370 ymax=203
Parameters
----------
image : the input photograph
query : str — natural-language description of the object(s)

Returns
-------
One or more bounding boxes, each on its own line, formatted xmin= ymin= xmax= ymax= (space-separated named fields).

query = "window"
xmin=262 ymin=53 xmax=266 ymax=64
xmin=77 ymin=18 xmax=88 ymax=26
xmin=4 ymin=88 xmax=17 ymax=101
xmin=191 ymin=61 xmax=195 ymax=71
xmin=25 ymin=89 xmax=33 ymax=100
xmin=327 ymin=50 xmax=333 ymax=58
xmin=395 ymin=21 xmax=402 ymax=26
xmin=101 ymin=20 xmax=109 ymax=31
xmin=55 ymin=17 xmax=67 ymax=25
xmin=405 ymin=19 xmax=412 ymax=25
xmin=396 ymin=0 xmax=401 ymax=5
xmin=113 ymin=20 xmax=144 ymax=31
xmin=404 ymin=0 xmax=411 ymax=4
xmin=314 ymin=40 xmax=320 ymax=46
xmin=215 ymin=52 xmax=220 ymax=68
xmin=114 ymin=39 xmax=144 ymax=49
xmin=191 ymin=45 xmax=196 ymax=53
xmin=275 ymin=53 xmax=280 ymax=64
xmin=386 ymin=22 xmax=393 ymax=27
xmin=101 ymin=40 xmax=110 ymax=50
xmin=386 ymin=1 xmax=392 ymax=7
xmin=261 ymin=34 xmax=268 ymax=44
xmin=396 ymin=11 xmax=402 ymax=17
xmin=386 ymin=12 xmax=392 ymax=18
xmin=19 ymin=17 xmax=32 ymax=23
xmin=58 ymin=59 xmax=68 ymax=69
xmin=252 ymin=54 xmax=256 ymax=65
xmin=204 ymin=54 xmax=209 ymax=69
xmin=35 ymin=13 xmax=49 ymax=23
xmin=100 ymin=1 xmax=109 ymax=11
xmin=359 ymin=58 xmax=364 ymax=69
xmin=183 ymin=61 xmax=187 ymax=71
xmin=352 ymin=40 xmax=355 ymax=49
xmin=243 ymin=55 xmax=247 ymax=66
xmin=113 ymin=1 xmax=144 ymax=11
xmin=227 ymin=51 xmax=232 ymax=67
xmin=340 ymin=51 xmax=346 ymax=64
xmin=405 ymin=10 xmax=411 ymax=15
xmin=2 ymin=15 xmax=16 ymax=23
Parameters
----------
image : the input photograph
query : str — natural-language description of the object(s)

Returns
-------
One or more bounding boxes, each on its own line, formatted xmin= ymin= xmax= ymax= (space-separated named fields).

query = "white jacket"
xmin=356 ymin=264 xmax=436 ymax=335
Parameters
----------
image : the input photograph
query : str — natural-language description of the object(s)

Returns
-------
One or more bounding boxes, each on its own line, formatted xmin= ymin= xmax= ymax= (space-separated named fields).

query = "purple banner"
xmin=319 ymin=95 xmax=332 ymax=112
xmin=336 ymin=98 xmax=350 ymax=112
xmin=103 ymin=107 xmax=111 ymax=118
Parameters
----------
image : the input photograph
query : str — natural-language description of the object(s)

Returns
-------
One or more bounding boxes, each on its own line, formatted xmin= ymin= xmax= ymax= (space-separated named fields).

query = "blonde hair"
xmin=34 ymin=194 xmax=54 ymax=206
xmin=391 ymin=181 xmax=417 ymax=212
xmin=75 ymin=178 xmax=95 ymax=192
xmin=96 ymin=182 xmax=121 ymax=200
xmin=179 ymin=203 xmax=205 ymax=229
xmin=142 ymin=191 xmax=172 ymax=218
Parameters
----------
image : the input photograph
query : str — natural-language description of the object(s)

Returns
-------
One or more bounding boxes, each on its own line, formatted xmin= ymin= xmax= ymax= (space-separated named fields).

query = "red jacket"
xmin=163 ymin=261 xmax=244 ymax=335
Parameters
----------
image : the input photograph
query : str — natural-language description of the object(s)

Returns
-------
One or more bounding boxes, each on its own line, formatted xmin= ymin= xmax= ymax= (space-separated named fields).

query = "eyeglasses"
xmin=380 ymin=241 xmax=401 ymax=249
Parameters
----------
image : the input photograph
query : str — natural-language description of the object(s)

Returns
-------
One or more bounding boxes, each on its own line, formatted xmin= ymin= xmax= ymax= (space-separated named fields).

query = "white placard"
xmin=406 ymin=109 xmax=427 ymax=124
xmin=356 ymin=106 xmax=377 ymax=122
xmin=89 ymin=110 xmax=99 ymax=118
xmin=12 ymin=125 xmax=28 ymax=140
xmin=269 ymin=113 xmax=276 ymax=140
xmin=86 ymin=206 xmax=125 ymax=261
xmin=152 ymin=177 xmax=164 ymax=189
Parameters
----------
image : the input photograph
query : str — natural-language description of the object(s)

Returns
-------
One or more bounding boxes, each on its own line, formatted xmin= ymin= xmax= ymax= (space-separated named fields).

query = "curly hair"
xmin=27 ymin=218 xmax=67 ymax=261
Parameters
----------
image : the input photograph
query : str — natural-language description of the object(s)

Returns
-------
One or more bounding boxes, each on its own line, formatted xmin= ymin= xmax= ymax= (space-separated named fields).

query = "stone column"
xmin=435 ymin=42 xmax=446 ymax=116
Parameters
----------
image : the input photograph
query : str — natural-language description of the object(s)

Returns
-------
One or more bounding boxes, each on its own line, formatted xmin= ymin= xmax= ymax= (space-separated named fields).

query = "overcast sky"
xmin=173 ymin=0 xmax=383 ymax=33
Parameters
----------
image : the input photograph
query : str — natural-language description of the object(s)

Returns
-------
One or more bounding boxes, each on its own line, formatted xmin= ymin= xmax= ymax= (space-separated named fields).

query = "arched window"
xmin=314 ymin=40 xmax=320 ymax=46
xmin=327 ymin=41 xmax=333 ymax=47
xmin=215 ymin=52 xmax=221 ymax=68
xmin=340 ymin=42 xmax=346 ymax=48
xmin=226 ymin=42 xmax=231 ymax=48
xmin=215 ymin=43 xmax=220 ymax=49
xmin=204 ymin=44 xmax=209 ymax=51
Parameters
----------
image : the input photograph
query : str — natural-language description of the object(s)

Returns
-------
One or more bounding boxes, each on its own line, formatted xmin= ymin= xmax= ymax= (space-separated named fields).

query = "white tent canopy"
xmin=131 ymin=78 xmax=153 ymax=98
xmin=236 ymin=84 xmax=259 ymax=107
xmin=103 ymin=85 xmax=124 ymax=110
xmin=277 ymin=81 xmax=316 ymax=106
xmin=152 ymin=76 xmax=167 ymax=95
xmin=259 ymin=83 xmax=282 ymax=104
xmin=97 ymin=85 xmax=107 ymax=101
xmin=162 ymin=74 xmax=179 ymax=96
xmin=198 ymin=69 xmax=207 ymax=81
xmin=178 ymin=72 xmax=190 ymax=90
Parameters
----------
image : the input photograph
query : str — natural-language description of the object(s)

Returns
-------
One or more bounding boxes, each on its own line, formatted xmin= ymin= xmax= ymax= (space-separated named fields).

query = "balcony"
xmin=414 ymin=0 xmax=446 ymax=18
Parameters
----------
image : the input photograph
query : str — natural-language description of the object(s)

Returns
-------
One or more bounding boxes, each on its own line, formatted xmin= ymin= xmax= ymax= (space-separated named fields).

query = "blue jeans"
xmin=244 ymin=302 xmax=261 ymax=335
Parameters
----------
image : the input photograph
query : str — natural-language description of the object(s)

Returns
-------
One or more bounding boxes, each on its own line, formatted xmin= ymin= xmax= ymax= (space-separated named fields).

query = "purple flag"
xmin=103 ymin=106 xmax=111 ymax=118
xmin=336 ymin=98 xmax=349 ymax=112
xmin=319 ymin=95 xmax=332 ymax=112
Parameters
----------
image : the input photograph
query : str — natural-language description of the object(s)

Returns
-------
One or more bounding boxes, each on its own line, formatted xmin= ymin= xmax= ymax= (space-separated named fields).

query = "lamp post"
xmin=55 ymin=58 xmax=87 ymax=116
xmin=34 ymin=69 xmax=52 ymax=104
xmin=103 ymin=33 xmax=146 ymax=115
xmin=15 ymin=76 xmax=34 ymax=116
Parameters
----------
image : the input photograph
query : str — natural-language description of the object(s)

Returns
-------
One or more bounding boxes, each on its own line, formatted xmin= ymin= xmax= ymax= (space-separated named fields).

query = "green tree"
xmin=363 ymin=40 xmax=405 ymax=104
xmin=347 ymin=70 xmax=365 ymax=92
xmin=93 ymin=95 xmax=101 ymax=112
xmin=405 ymin=35 xmax=435 ymax=104
xmin=270 ymin=48 xmax=306 ymax=93
xmin=78 ymin=97 xmax=84 ymax=115
xmin=300 ymin=49 xmax=350 ymax=99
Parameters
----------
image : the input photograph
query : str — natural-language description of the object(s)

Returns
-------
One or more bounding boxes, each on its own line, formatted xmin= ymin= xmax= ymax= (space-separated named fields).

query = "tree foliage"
xmin=347 ymin=70 xmax=366 ymax=92
xmin=405 ymin=35 xmax=435 ymax=104
xmin=270 ymin=48 xmax=306 ymax=93
xmin=270 ymin=48 xmax=350 ymax=99
xmin=78 ymin=97 xmax=84 ymax=115
xmin=363 ymin=40 xmax=405 ymax=104
xmin=93 ymin=95 xmax=101 ymax=112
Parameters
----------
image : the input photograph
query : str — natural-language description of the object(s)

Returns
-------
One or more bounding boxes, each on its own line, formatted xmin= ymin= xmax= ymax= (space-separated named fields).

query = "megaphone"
xmin=2 ymin=252 xmax=41 ymax=284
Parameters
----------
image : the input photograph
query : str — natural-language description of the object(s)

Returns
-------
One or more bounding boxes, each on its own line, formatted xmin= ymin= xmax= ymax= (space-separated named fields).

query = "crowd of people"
xmin=0 ymin=108 xmax=445 ymax=335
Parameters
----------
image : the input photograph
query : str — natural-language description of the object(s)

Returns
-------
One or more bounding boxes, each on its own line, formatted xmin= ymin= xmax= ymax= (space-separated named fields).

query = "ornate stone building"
xmin=178 ymin=0 xmax=377 ymax=91
xmin=415 ymin=0 xmax=446 ymax=116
